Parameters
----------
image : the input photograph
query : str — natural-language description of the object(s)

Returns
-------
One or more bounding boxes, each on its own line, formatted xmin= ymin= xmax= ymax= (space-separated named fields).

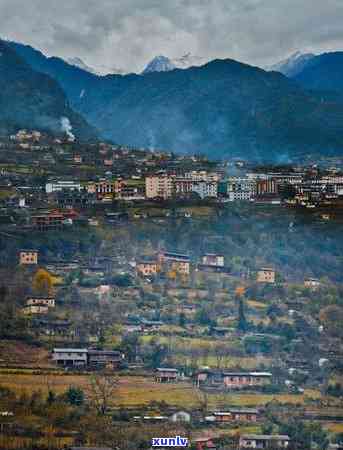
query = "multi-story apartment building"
xmin=158 ymin=251 xmax=191 ymax=275
xmin=174 ymin=178 xmax=194 ymax=197
xmin=227 ymin=177 xmax=256 ymax=201
xmin=202 ymin=254 xmax=225 ymax=267
xmin=184 ymin=170 xmax=220 ymax=182
xmin=87 ymin=180 xmax=116 ymax=199
xmin=192 ymin=181 xmax=218 ymax=199
xmin=145 ymin=175 xmax=174 ymax=199
xmin=116 ymin=180 xmax=145 ymax=200
xmin=174 ymin=176 xmax=218 ymax=199
xmin=256 ymin=178 xmax=277 ymax=196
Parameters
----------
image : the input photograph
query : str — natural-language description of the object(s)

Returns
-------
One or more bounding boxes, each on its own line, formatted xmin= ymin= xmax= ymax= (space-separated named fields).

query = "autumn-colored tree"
xmin=167 ymin=270 xmax=177 ymax=280
xmin=235 ymin=286 xmax=246 ymax=297
xmin=32 ymin=268 xmax=54 ymax=296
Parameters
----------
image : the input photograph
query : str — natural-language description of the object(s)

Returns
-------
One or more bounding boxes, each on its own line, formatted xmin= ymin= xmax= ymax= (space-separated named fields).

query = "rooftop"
xmin=241 ymin=435 xmax=290 ymax=441
xmin=53 ymin=348 xmax=88 ymax=353
xmin=222 ymin=371 xmax=272 ymax=377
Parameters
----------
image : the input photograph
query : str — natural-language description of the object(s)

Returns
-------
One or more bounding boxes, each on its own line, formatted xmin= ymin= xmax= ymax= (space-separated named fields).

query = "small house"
xmin=26 ymin=297 xmax=55 ymax=308
xmin=239 ymin=434 xmax=290 ymax=449
xmin=22 ymin=305 xmax=49 ymax=315
xmin=222 ymin=372 xmax=272 ymax=389
xmin=155 ymin=368 xmax=179 ymax=383
xmin=210 ymin=408 xmax=259 ymax=423
xmin=52 ymin=348 xmax=88 ymax=368
xmin=158 ymin=251 xmax=191 ymax=275
xmin=88 ymin=350 xmax=124 ymax=370
xmin=193 ymin=437 xmax=217 ymax=450
xmin=257 ymin=268 xmax=275 ymax=283
xmin=304 ymin=278 xmax=321 ymax=290
xmin=136 ymin=260 xmax=159 ymax=277
xmin=19 ymin=249 xmax=38 ymax=265
xmin=170 ymin=410 xmax=191 ymax=423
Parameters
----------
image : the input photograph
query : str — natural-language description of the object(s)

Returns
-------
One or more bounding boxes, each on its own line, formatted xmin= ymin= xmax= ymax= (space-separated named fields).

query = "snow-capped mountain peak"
xmin=142 ymin=53 xmax=209 ymax=74
xmin=66 ymin=57 xmax=127 ymax=76
xmin=142 ymin=55 xmax=176 ymax=74
xmin=267 ymin=51 xmax=316 ymax=77
xmin=66 ymin=57 xmax=99 ymax=75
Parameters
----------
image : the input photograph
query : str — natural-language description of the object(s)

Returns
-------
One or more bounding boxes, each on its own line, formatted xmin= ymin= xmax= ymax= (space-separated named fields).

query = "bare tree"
xmin=89 ymin=373 xmax=118 ymax=415
xmin=196 ymin=388 xmax=209 ymax=413
xmin=213 ymin=343 xmax=229 ymax=369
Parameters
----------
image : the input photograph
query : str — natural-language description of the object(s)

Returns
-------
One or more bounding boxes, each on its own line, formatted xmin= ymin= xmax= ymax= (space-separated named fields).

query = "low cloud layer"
xmin=1 ymin=0 xmax=343 ymax=72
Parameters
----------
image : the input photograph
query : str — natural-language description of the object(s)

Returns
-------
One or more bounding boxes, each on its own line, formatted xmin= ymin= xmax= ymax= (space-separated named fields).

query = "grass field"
xmin=0 ymin=341 xmax=51 ymax=367
xmin=0 ymin=373 xmax=324 ymax=409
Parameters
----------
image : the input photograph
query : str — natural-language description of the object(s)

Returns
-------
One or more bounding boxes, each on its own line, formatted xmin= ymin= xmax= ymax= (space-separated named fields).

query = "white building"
xmin=202 ymin=254 xmax=224 ymax=267
xmin=192 ymin=181 xmax=217 ymax=199
xmin=46 ymin=180 xmax=82 ymax=194
xmin=52 ymin=348 xmax=88 ymax=367
xmin=227 ymin=177 xmax=256 ymax=201
xmin=184 ymin=170 xmax=220 ymax=182
xmin=239 ymin=435 xmax=290 ymax=449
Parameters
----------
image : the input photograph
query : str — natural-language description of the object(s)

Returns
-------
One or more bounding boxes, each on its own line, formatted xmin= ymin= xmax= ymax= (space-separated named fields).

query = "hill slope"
xmin=294 ymin=52 xmax=343 ymax=94
xmin=0 ymin=40 xmax=97 ymax=140
xmin=8 ymin=41 xmax=343 ymax=160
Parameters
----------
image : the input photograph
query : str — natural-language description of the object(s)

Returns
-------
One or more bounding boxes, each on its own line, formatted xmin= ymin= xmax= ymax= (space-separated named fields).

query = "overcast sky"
xmin=1 ymin=0 xmax=343 ymax=73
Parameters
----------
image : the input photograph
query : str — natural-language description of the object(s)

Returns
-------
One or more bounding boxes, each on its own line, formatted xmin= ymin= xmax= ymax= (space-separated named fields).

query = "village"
xmin=0 ymin=131 xmax=343 ymax=450
xmin=0 ymin=130 xmax=343 ymax=237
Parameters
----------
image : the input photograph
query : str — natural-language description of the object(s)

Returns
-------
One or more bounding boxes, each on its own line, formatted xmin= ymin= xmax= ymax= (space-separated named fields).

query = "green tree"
xmin=238 ymin=298 xmax=248 ymax=332
xmin=65 ymin=386 xmax=84 ymax=406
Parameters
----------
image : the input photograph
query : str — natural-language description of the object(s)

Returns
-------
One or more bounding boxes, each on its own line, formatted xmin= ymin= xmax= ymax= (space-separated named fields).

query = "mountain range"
xmin=3 ymin=39 xmax=343 ymax=160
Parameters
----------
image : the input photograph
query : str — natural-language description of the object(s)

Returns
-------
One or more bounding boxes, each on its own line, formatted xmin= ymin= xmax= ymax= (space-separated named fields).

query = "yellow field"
xmin=0 ymin=373 xmax=323 ymax=409
xmin=323 ymin=423 xmax=343 ymax=433
xmin=247 ymin=300 xmax=268 ymax=309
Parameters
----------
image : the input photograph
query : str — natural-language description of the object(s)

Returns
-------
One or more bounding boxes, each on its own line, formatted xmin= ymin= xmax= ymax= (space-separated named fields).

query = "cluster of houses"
xmin=18 ymin=248 xmax=322 ymax=298
xmin=51 ymin=348 xmax=125 ymax=370
xmin=1 ymin=135 xmax=343 ymax=240
xmin=2 ymin=129 xmax=343 ymax=214
xmin=136 ymin=251 xmax=230 ymax=278
xmin=155 ymin=367 xmax=272 ymax=391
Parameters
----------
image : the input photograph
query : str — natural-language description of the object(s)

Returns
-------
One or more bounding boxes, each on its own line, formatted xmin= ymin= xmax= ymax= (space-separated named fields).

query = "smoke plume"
xmin=60 ymin=116 xmax=75 ymax=141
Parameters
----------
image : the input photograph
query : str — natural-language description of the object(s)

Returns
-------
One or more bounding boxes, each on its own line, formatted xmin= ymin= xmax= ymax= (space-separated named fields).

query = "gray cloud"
xmin=0 ymin=0 xmax=343 ymax=72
